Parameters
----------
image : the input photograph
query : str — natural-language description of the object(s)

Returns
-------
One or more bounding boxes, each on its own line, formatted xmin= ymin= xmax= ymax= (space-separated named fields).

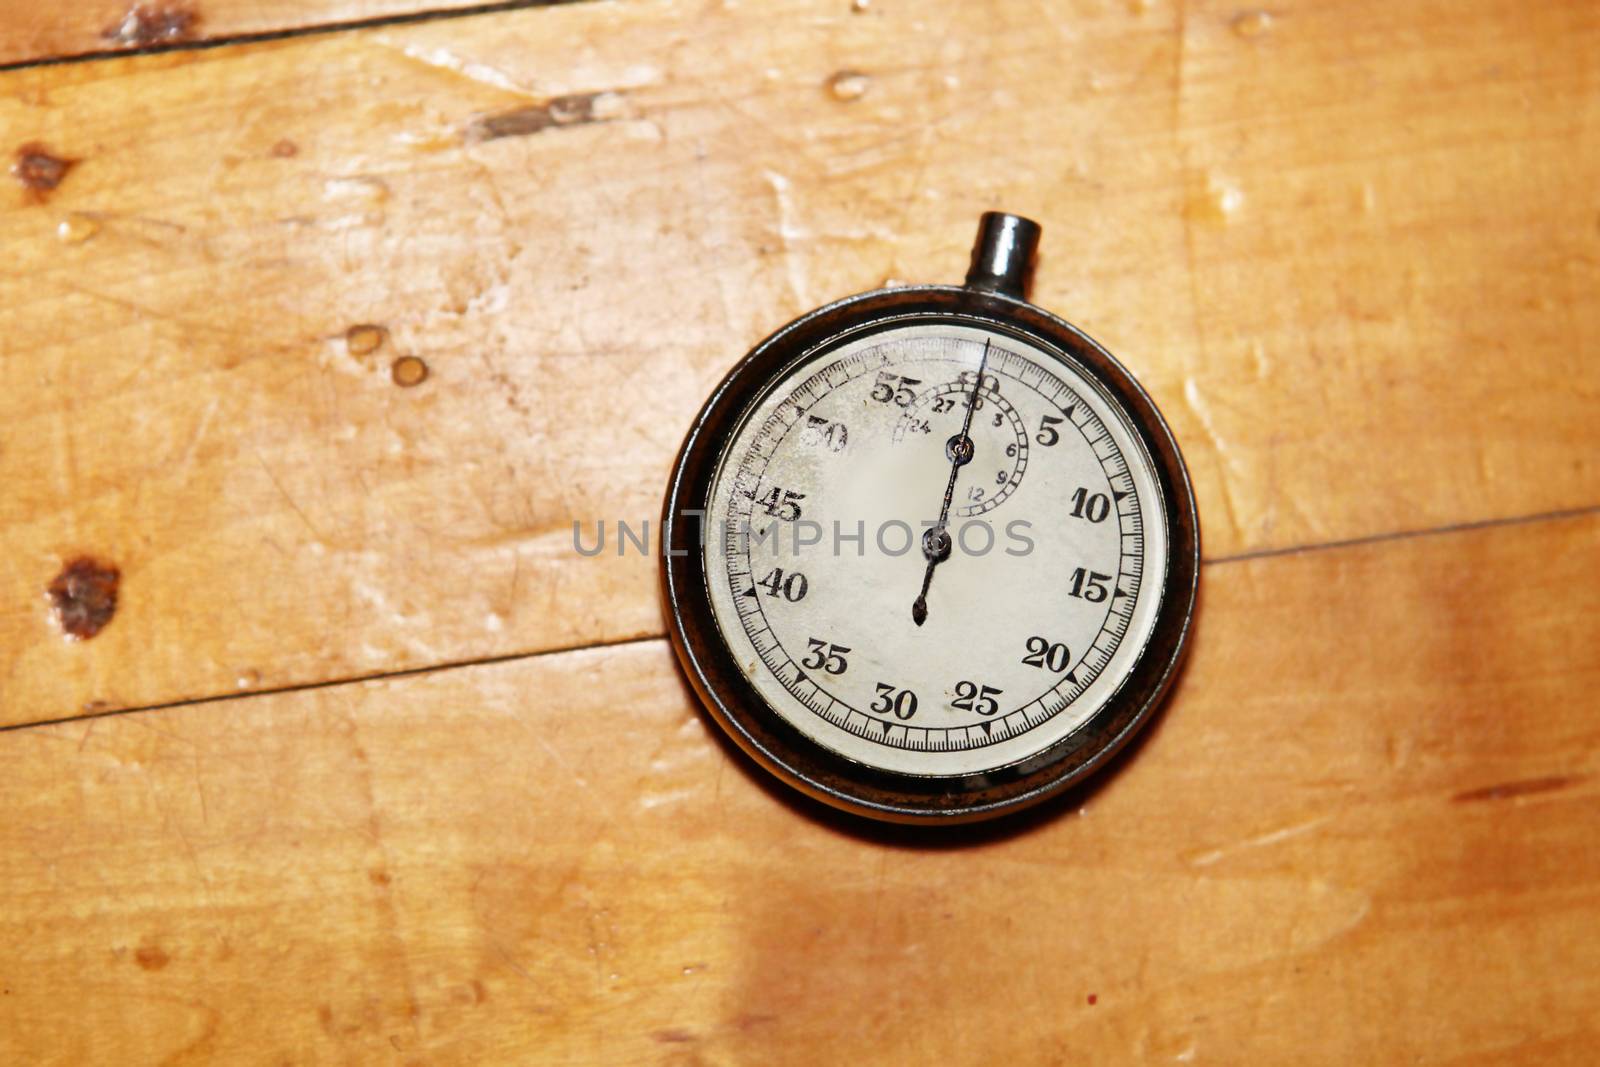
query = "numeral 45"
xmin=747 ymin=486 xmax=804 ymax=521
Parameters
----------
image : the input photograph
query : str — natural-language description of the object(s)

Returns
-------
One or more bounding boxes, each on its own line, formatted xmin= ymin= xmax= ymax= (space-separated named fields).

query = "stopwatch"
xmin=662 ymin=213 xmax=1198 ymax=823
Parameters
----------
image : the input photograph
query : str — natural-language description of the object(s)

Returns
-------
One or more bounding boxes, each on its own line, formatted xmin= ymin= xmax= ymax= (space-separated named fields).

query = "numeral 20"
xmin=1022 ymin=637 xmax=1071 ymax=672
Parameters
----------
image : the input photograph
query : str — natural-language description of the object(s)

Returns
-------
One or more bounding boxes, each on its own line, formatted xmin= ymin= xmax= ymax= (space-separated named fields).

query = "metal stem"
xmin=963 ymin=212 xmax=1041 ymax=300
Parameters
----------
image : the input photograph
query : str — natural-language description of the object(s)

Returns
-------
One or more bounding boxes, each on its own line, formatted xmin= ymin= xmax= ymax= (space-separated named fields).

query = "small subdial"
xmin=894 ymin=378 xmax=1030 ymax=516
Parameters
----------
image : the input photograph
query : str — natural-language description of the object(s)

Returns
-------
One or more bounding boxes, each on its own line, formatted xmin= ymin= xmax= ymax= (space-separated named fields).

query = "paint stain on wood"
xmin=391 ymin=356 xmax=429 ymax=388
xmin=653 ymin=1028 xmax=695 ymax=1044
xmin=48 ymin=558 xmax=120 ymax=640
xmin=466 ymin=92 xmax=622 ymax=142
xmin=825 ymin=70 xmax=871 ymax=102
xmin=12 ymin=144 xmax=76 ymax=201
xmin=345 ymin=323 xmax=387 ymax=357
xmin=134 ymin=945 xmax=170 ymax=971
xmin=102 ymin=4 xmax=199 ymax=48
xmin=1452 ymin=775 xmax=1580 ymax=804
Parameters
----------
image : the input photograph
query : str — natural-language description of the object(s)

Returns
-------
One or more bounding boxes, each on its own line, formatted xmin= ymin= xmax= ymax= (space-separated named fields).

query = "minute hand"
xmin=911 ymin=340 xmax=990 ymax=627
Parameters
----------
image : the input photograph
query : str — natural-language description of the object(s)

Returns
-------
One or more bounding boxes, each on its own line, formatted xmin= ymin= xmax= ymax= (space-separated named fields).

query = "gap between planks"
xmin=0 ymin=0 xmax=595 ymax=74
xmin=3 ymin=500 xmax=1597 ymax=737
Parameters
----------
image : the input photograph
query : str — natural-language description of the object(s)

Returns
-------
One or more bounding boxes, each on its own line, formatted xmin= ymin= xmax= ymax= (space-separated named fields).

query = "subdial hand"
xmin=911 ymin=339 xmax=990 ymax=626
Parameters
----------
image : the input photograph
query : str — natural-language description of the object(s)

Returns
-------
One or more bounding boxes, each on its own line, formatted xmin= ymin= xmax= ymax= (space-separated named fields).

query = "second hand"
xmin=911 ymin=339 xmax=990 ymax=627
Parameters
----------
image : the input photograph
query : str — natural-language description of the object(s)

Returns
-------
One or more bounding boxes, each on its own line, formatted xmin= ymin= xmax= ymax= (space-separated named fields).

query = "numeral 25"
xmin=952 ymin=681 xmax=1003 ymax=716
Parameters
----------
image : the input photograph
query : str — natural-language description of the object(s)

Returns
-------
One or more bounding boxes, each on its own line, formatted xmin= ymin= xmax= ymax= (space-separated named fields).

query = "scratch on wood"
xmin=467 ymin=92 xmax=626 ymax=142
xmin=1452 ymin=775 xmax=1581 ymax=804
xmin=1182 ymin=376 xmax=1248 ymax=542
xmin=383 ymin=39 xmax=534 ymax=96
xmin=1187 ymin=814 xmax=1332 ymax=868
xmin=653 ymin=1028 xmax=695 ymax=1044
xmin=254 ymin=450 xmax=327 ymax=542
xmin=177 ymin=397 xmax=220 ymax=477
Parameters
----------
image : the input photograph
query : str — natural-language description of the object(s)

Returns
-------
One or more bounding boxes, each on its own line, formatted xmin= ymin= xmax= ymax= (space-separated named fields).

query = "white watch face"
xmin=703 ymin=322 xmax=1168 ymax=777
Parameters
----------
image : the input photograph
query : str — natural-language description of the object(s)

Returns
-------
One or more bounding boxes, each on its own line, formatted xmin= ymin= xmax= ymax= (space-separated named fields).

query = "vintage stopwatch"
xmin=662 ymin=214 xmax=1198 ymax=823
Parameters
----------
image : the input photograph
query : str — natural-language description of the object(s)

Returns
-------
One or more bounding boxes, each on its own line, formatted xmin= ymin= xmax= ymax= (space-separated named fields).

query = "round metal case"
xmin=662 ymin=215 xmax=1198 ymax=824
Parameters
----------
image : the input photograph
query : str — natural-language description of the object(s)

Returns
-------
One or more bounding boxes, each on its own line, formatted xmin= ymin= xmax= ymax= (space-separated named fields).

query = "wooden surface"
xmin=1 ymin=0 xmax=1597 ymax=1061
xmin=0 ymin=0 xmax=527 ymax=67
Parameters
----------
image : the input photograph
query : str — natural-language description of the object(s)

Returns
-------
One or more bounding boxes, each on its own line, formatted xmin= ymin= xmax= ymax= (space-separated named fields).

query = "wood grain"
xmin=0 ymin=0 xmax=528 ymax=67
xmin=2 ymin=511 xmax=1597 ymax=1063
xmin=3 ymin=0 xmax=1596 ymax=728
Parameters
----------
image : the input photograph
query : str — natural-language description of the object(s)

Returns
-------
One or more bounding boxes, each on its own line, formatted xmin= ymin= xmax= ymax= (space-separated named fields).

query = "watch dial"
xmin=702 ymin=321 xmax=1169 ymax=777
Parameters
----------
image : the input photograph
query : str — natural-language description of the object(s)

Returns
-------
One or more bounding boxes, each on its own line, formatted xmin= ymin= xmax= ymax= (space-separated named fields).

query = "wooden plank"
xmin=1173 ymin=0 xmax=1600 ymax=550
xmin=2 ymin=0 xmax=1597 ymax=727
xmin=1 ymin=512 xmax=1597 ymax=1063
xmin=0 ymin=0 xmax=519 ymax=68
